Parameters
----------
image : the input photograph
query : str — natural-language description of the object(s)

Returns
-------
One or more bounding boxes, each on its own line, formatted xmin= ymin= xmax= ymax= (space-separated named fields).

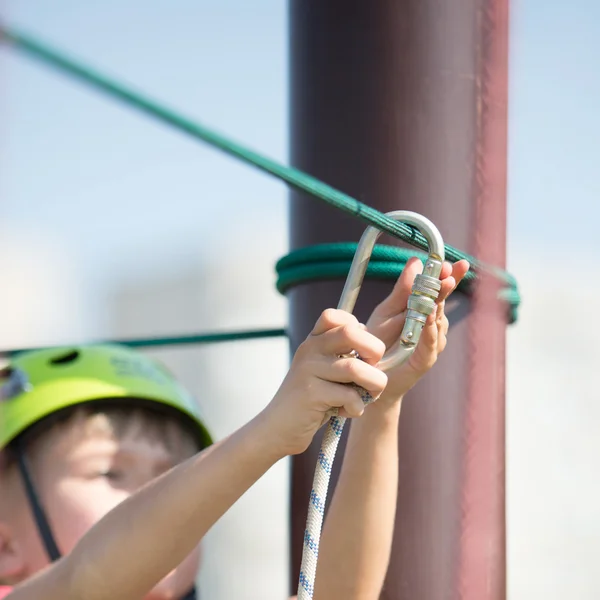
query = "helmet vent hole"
xmin=0 ymin=365 xmax=13 ymax=380
xmin=50 ymin=349 xmax=80 ymax=366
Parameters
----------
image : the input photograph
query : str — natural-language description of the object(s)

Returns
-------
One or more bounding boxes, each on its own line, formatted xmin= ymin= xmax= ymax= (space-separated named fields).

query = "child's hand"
xmin=261 ymin=309 xmax=389 ymax=457
xmin=366 ymin=257 xmax=470 ymax=403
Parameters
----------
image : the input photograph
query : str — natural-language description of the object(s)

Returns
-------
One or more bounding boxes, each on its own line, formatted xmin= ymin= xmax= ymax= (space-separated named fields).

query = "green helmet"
xmin=0 ymin=344 xmax=213 ymax=450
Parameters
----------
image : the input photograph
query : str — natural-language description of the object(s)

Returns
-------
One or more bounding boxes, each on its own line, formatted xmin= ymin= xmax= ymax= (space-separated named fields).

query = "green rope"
xmin=1 ymin=328 xmax=288 ymax=358
xmin=0 ymin=24 xmax=517 ymax=293
xmin=276 ymin=244 xmax=520 ymax=324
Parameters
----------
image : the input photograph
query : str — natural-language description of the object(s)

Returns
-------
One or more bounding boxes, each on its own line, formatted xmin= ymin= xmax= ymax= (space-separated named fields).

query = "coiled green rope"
xmin=276 ymin=244 xmax=520 ymax=324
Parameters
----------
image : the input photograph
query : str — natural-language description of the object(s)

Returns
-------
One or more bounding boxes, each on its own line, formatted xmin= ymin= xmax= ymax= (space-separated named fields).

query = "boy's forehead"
xmin=31 ymin=406 xmax=198 ymax=462
xmin=31 ymin=426 xmax=173 ymax=478
xmin=34 ymin=413 xmax=116 ymax=457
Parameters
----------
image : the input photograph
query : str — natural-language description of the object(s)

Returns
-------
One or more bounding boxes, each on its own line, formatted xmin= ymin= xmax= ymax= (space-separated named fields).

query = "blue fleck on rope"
xmin=297 ymin=385 xmax=374 ymax=599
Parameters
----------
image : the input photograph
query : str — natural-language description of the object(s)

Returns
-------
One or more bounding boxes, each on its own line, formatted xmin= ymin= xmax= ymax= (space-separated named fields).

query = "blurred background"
xmin=1 ymin=1 xmax=598 ymax=599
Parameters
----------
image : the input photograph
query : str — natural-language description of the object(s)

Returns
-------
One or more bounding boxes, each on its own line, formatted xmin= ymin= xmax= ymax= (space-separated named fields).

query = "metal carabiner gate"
xmin=338 ymin=210 xmax=446 ymax=370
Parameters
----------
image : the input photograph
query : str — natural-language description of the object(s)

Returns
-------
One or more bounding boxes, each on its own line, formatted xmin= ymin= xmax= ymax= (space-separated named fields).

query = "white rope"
xmin=297 ymin=384 xmax=373 ymax=599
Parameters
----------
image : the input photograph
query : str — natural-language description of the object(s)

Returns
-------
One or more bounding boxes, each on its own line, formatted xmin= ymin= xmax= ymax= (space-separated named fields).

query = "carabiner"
xmin=338 ymin=210 xmax=445 ymax=371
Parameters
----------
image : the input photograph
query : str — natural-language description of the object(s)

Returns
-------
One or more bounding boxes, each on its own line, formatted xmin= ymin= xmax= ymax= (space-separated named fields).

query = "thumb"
xmin=369 ymin=257 xmax=424 ymax=323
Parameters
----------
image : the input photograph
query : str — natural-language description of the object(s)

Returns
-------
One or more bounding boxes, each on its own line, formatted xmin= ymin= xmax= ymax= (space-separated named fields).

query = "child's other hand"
xmin=261 ymin=309 xmax=388 ymax=458
xmin=366 ymin=257 xmax=470 ymax=403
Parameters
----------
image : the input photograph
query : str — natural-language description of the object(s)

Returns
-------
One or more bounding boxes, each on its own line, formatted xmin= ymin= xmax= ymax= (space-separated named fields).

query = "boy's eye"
xmin=97 ymin=469 xmax=124 ymax=481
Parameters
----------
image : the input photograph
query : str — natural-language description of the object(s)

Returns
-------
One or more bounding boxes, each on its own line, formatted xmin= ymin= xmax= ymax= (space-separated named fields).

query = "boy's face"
xmin=1 ymin=409 xmax=201 ymax=599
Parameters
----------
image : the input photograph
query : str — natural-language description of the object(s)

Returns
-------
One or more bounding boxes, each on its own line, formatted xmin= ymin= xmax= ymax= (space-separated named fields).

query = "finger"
xmin=442 ymin=315 xmax=449 ymax=337
xmin=439 ymin=259 xmax=470 ymax=283
xmin=316 ymin=324 xmax=386 ymax=365
xmin=338 ymin=403 xmax=366 ymax=419
xmin=437 ymin=313 xmax=449 ymax=354
xmin=371 ymin=256 xmax=424 ymax=320
xmin=368 ymin=309 xmax=408 ymax=349
xmin=452 ymin=259 xmax=470 ymax=284
xmin=434 ymin=301 xmax=449 ymax=350
xmin=310 ymin=308 xmax=359 ymax=336
xmin=314 ymin=356 xmax=388 ymax=399
xmin=438 ymin=276 xmax=456 ymax=303
xmin=436 ymin=300 xmax=447 ymax=328
xmin=439 ymin=260 xmax=453 ymax=280
xmin=318 ymin=380 xmax=370 ymax=418
xmin=334 ymin=384 xmax=376 ymax=419
xmin=437 ymin=260 xmax=470 ymax=302
xmin=409 ymin=316 xmax=439 ymax=373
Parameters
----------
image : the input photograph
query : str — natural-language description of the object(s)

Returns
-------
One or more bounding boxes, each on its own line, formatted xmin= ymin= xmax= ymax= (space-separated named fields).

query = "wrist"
xmin=363 ymin=394 xmax=403 ymax=423
xmin=247 ymin=409 xmax=290 ymax=464
xmin=347 ymin=394 xmax=402 ymax=446
xmin=374 ymin=390 xmax=405 ymax=411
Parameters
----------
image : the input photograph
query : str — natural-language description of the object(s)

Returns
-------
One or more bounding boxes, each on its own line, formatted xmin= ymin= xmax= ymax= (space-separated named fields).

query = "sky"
xmin=507 ymin=1 xmax=600 ymax=257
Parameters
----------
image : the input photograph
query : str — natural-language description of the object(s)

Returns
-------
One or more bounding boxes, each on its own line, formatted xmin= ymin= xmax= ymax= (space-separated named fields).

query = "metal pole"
xmin=288 ymin=1 xmax=509 ymax=598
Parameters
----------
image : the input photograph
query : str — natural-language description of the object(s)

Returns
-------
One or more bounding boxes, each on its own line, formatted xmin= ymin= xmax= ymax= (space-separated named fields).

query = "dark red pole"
xmin=288 ymin=1 xmax=509 ymax=599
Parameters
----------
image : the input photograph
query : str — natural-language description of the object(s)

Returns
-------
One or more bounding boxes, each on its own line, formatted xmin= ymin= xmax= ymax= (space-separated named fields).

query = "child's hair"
xmin=1 ymin=401 xmax=202 ymax=474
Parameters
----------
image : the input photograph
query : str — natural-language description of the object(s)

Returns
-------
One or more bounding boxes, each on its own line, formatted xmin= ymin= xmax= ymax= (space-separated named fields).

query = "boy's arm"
xmin=8 ymin=310 xmax=389 ymax=600
xmin=9 ymin=422 xmax=279 ymax=600
xmin=313 ymin=398 xmax=402 ymax=600
xmin=312 ymin=258 xmax=469 ymax=600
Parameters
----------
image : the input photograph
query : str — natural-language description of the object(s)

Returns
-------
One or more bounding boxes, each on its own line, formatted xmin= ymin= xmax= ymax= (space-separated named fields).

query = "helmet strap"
xmin=14 ymin=440 xmax=62 ymax=562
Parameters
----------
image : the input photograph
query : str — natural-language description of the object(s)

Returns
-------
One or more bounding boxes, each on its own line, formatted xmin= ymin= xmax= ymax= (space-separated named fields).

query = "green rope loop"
xmin=276 ymin=244 xmax=520 ymax=324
